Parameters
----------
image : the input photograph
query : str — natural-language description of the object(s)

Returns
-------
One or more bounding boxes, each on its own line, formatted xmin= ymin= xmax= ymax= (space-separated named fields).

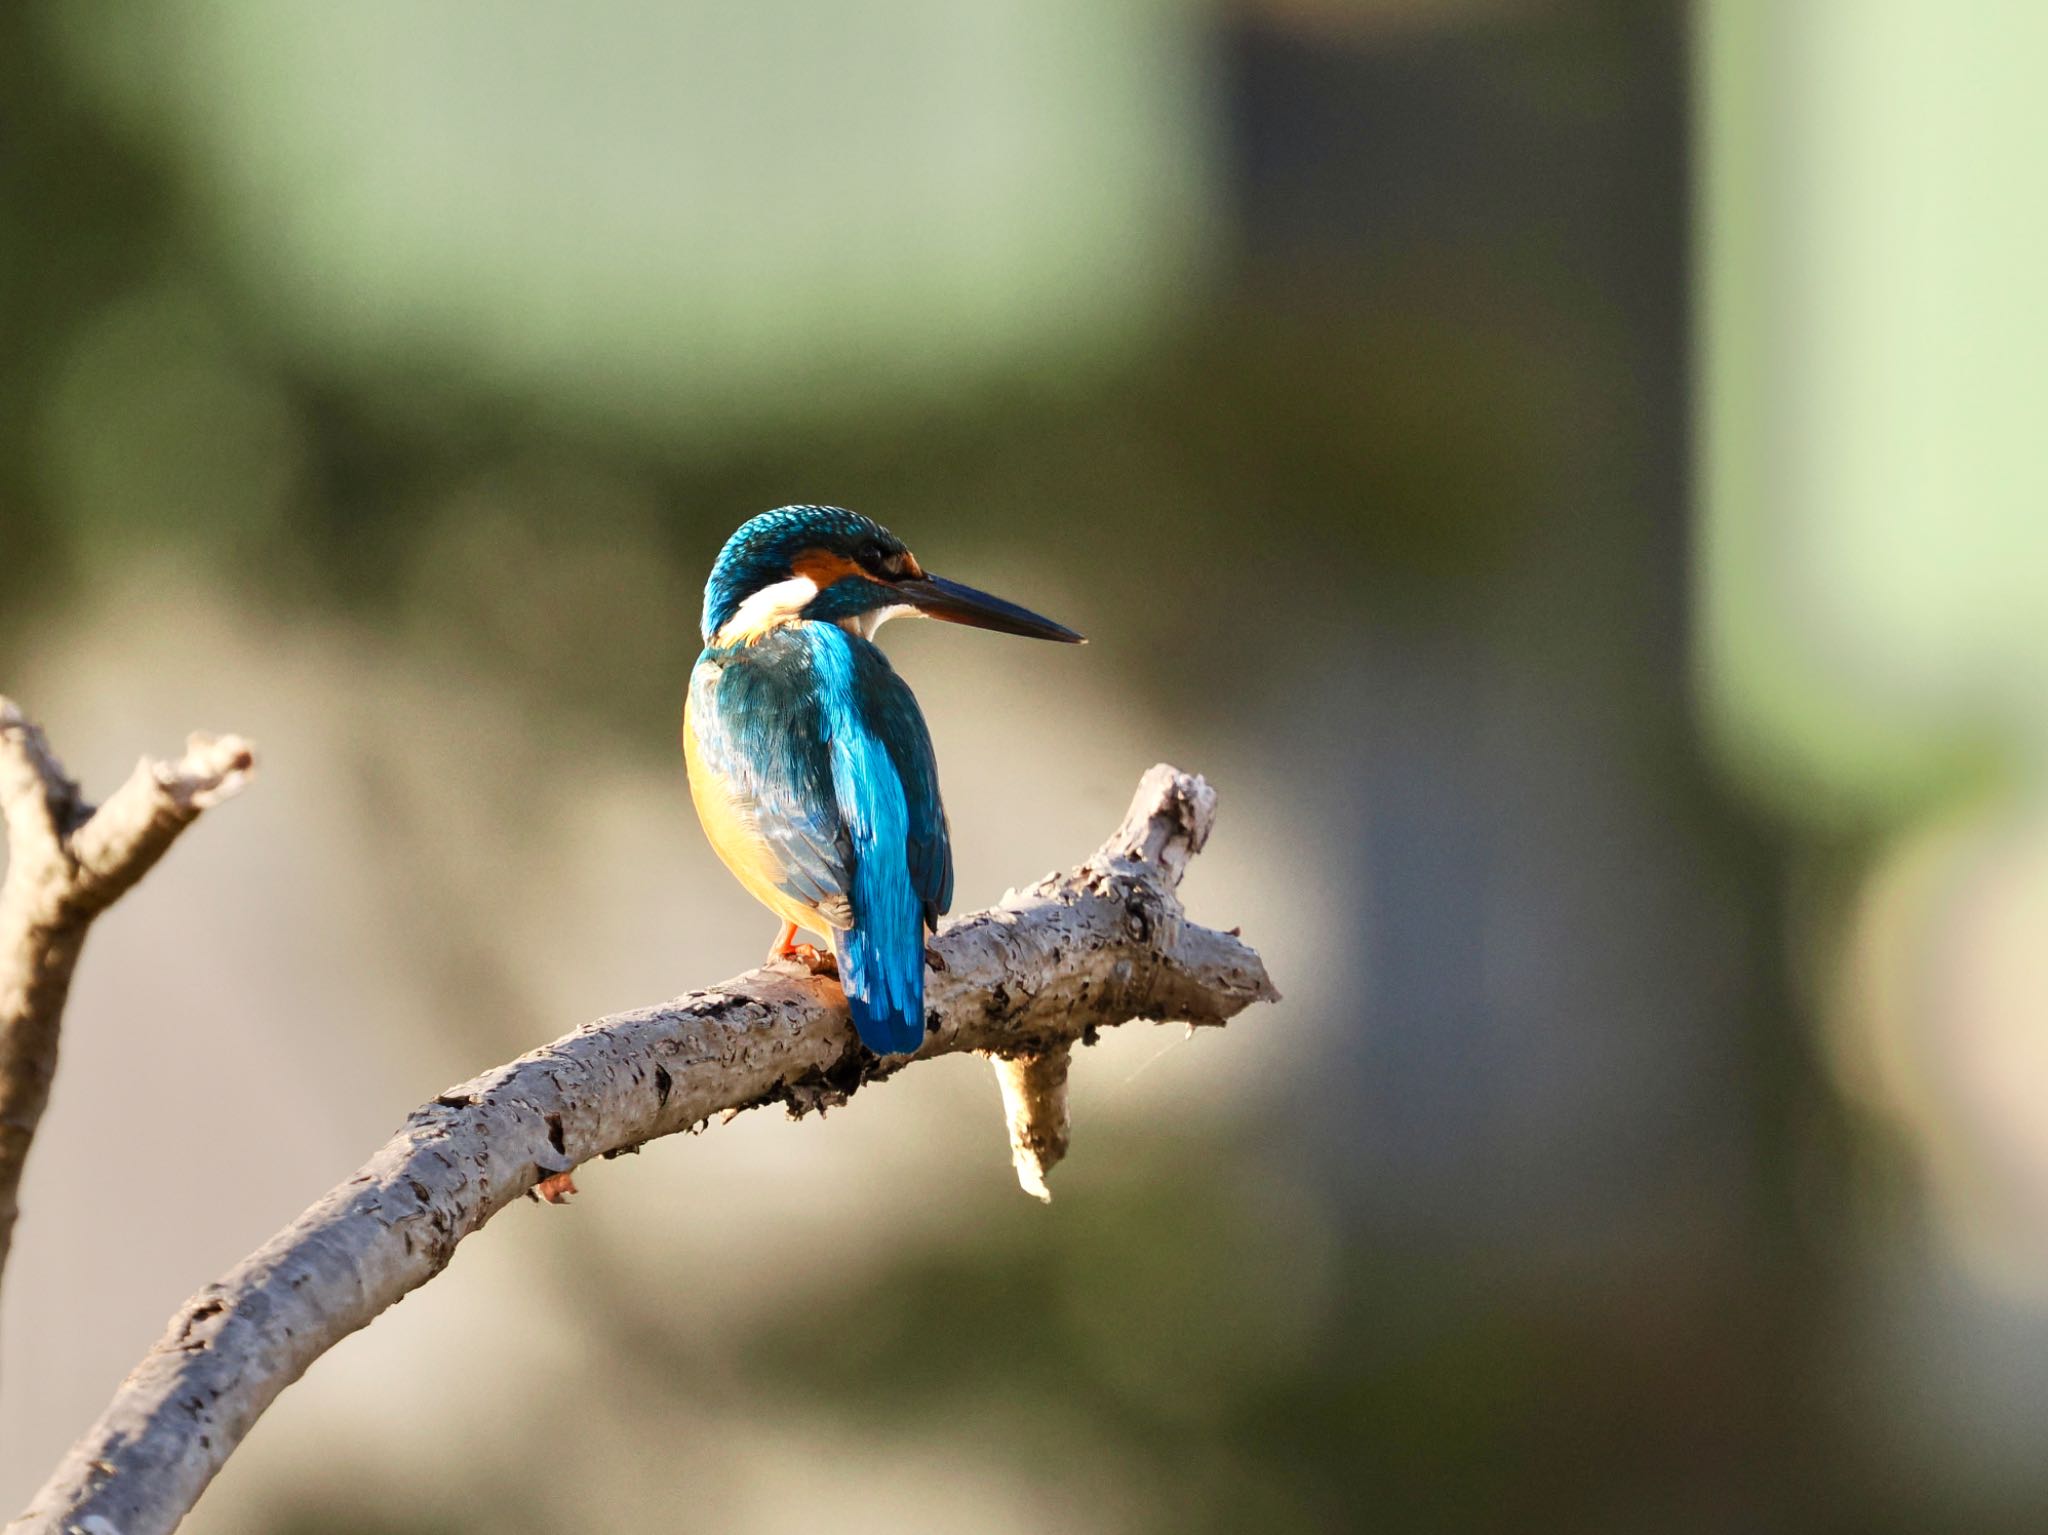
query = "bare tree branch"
xmin=9 ymin=764 xmax=1275 ymax=1535
xmin=0 ymin=699 xmax=254 ymax=1302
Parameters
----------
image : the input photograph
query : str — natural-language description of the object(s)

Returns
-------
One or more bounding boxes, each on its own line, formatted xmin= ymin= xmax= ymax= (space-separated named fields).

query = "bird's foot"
xmin=534 ymin=1170 xmax=579 ymax=1204
xmin=781 ymin=942 xmax=838 ymax=977
xmin=766 ymin=922 xmax=837 ymax=975
xmin=925 ymin=944 xmax=947 ymax=972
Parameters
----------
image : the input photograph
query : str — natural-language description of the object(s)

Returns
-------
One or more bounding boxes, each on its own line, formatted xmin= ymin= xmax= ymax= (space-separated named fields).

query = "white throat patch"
xmin=839 ymin=604 xmax=914 ymax=641
xmin=714 ymin=575 xmax=819 ymax=645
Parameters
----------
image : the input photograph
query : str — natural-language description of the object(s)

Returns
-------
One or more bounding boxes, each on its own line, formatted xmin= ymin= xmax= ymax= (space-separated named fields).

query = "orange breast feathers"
xmin=682 ymin=694 xmax=843 ymax=940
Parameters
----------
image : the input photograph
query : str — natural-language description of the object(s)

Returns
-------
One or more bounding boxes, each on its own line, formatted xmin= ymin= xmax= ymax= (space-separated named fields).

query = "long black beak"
xmin=896 ymin=573 xmax=1085 ymax=643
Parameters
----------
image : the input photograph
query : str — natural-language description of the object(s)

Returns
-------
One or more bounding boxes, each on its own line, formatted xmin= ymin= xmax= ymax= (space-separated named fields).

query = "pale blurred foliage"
xmin=0 ymin=566 xmax=1326 ymax=1532
xmin=50 ymin=0 xmax=1215 ymax=437
xmin=1832 ymin=801 xmax=2048 ymax=1285
xmin=1702 ymin=1 xmax=2048 ymax=819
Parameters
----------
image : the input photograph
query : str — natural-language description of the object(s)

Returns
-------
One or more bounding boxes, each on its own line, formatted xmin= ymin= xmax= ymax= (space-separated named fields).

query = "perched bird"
xmin=684 ymin=506 xmax=1083 ymax=1056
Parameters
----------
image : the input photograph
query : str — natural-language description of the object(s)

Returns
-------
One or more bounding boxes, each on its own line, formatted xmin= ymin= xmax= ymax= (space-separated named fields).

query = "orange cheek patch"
xmin=791 ymin=549 xmax=867 ymax=587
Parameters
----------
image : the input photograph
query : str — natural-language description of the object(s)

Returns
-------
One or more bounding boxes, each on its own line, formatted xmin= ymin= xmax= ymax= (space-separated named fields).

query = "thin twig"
xmin=0 ymin=700 xmax=254 ymax=1304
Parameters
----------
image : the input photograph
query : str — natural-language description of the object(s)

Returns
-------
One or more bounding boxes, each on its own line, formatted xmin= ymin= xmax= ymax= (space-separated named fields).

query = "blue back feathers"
xmin=803 ymin=626 xmax=926 ymax=1054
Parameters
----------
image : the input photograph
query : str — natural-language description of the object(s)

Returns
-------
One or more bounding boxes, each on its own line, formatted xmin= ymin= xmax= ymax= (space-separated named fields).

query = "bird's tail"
xmin=834 ymin=922 xmax=925 ymax=1056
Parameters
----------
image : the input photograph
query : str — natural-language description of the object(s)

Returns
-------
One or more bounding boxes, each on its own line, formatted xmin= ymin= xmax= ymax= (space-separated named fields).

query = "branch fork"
xmin=0 ymin=699 xmax=254 ymax=1296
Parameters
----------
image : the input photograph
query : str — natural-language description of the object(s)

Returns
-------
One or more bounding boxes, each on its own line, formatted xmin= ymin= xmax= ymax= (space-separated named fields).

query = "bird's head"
xmin=702 ymin=505 xmax=1084 ymax=649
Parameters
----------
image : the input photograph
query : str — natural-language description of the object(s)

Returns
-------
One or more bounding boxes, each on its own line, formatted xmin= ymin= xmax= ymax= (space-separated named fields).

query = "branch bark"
xmin=0 ymin=699 xmax=254 ymax=1302
xmin=9 ymin=763 xmax=1275 ymax=1535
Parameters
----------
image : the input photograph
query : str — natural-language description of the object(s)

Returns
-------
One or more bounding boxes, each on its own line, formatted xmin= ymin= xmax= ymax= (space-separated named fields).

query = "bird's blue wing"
xmin=848 ymin=639 xmax=953 ymax=927
xmin=690 ymin=636 xmax=853 ymax=920
xmin=803 ymin=625 xmax=930 ymax=1055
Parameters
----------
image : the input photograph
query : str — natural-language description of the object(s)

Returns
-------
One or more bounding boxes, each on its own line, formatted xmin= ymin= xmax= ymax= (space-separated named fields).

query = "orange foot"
xmin=767 ymin=921 xmax=838 ymax=976
xmin=535 ymin=1171 xmax=579 ymax=1204
xmin=787 ymin=943 xmax=838 ymax=976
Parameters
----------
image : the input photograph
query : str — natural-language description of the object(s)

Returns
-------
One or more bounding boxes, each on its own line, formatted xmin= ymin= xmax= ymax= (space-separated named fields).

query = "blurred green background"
xmin=7 ymin=1 xmax=2048 ymax=1531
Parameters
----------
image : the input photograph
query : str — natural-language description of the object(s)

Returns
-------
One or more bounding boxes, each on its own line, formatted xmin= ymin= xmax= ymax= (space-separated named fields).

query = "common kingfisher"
xmin=684 ymin=506 xmax=1083 ymax=1056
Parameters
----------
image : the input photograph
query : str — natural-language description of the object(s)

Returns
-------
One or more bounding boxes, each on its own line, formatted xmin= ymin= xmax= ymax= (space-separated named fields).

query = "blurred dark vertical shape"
xmin=1219 ymin=4 xmax=1826 ymax=1525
